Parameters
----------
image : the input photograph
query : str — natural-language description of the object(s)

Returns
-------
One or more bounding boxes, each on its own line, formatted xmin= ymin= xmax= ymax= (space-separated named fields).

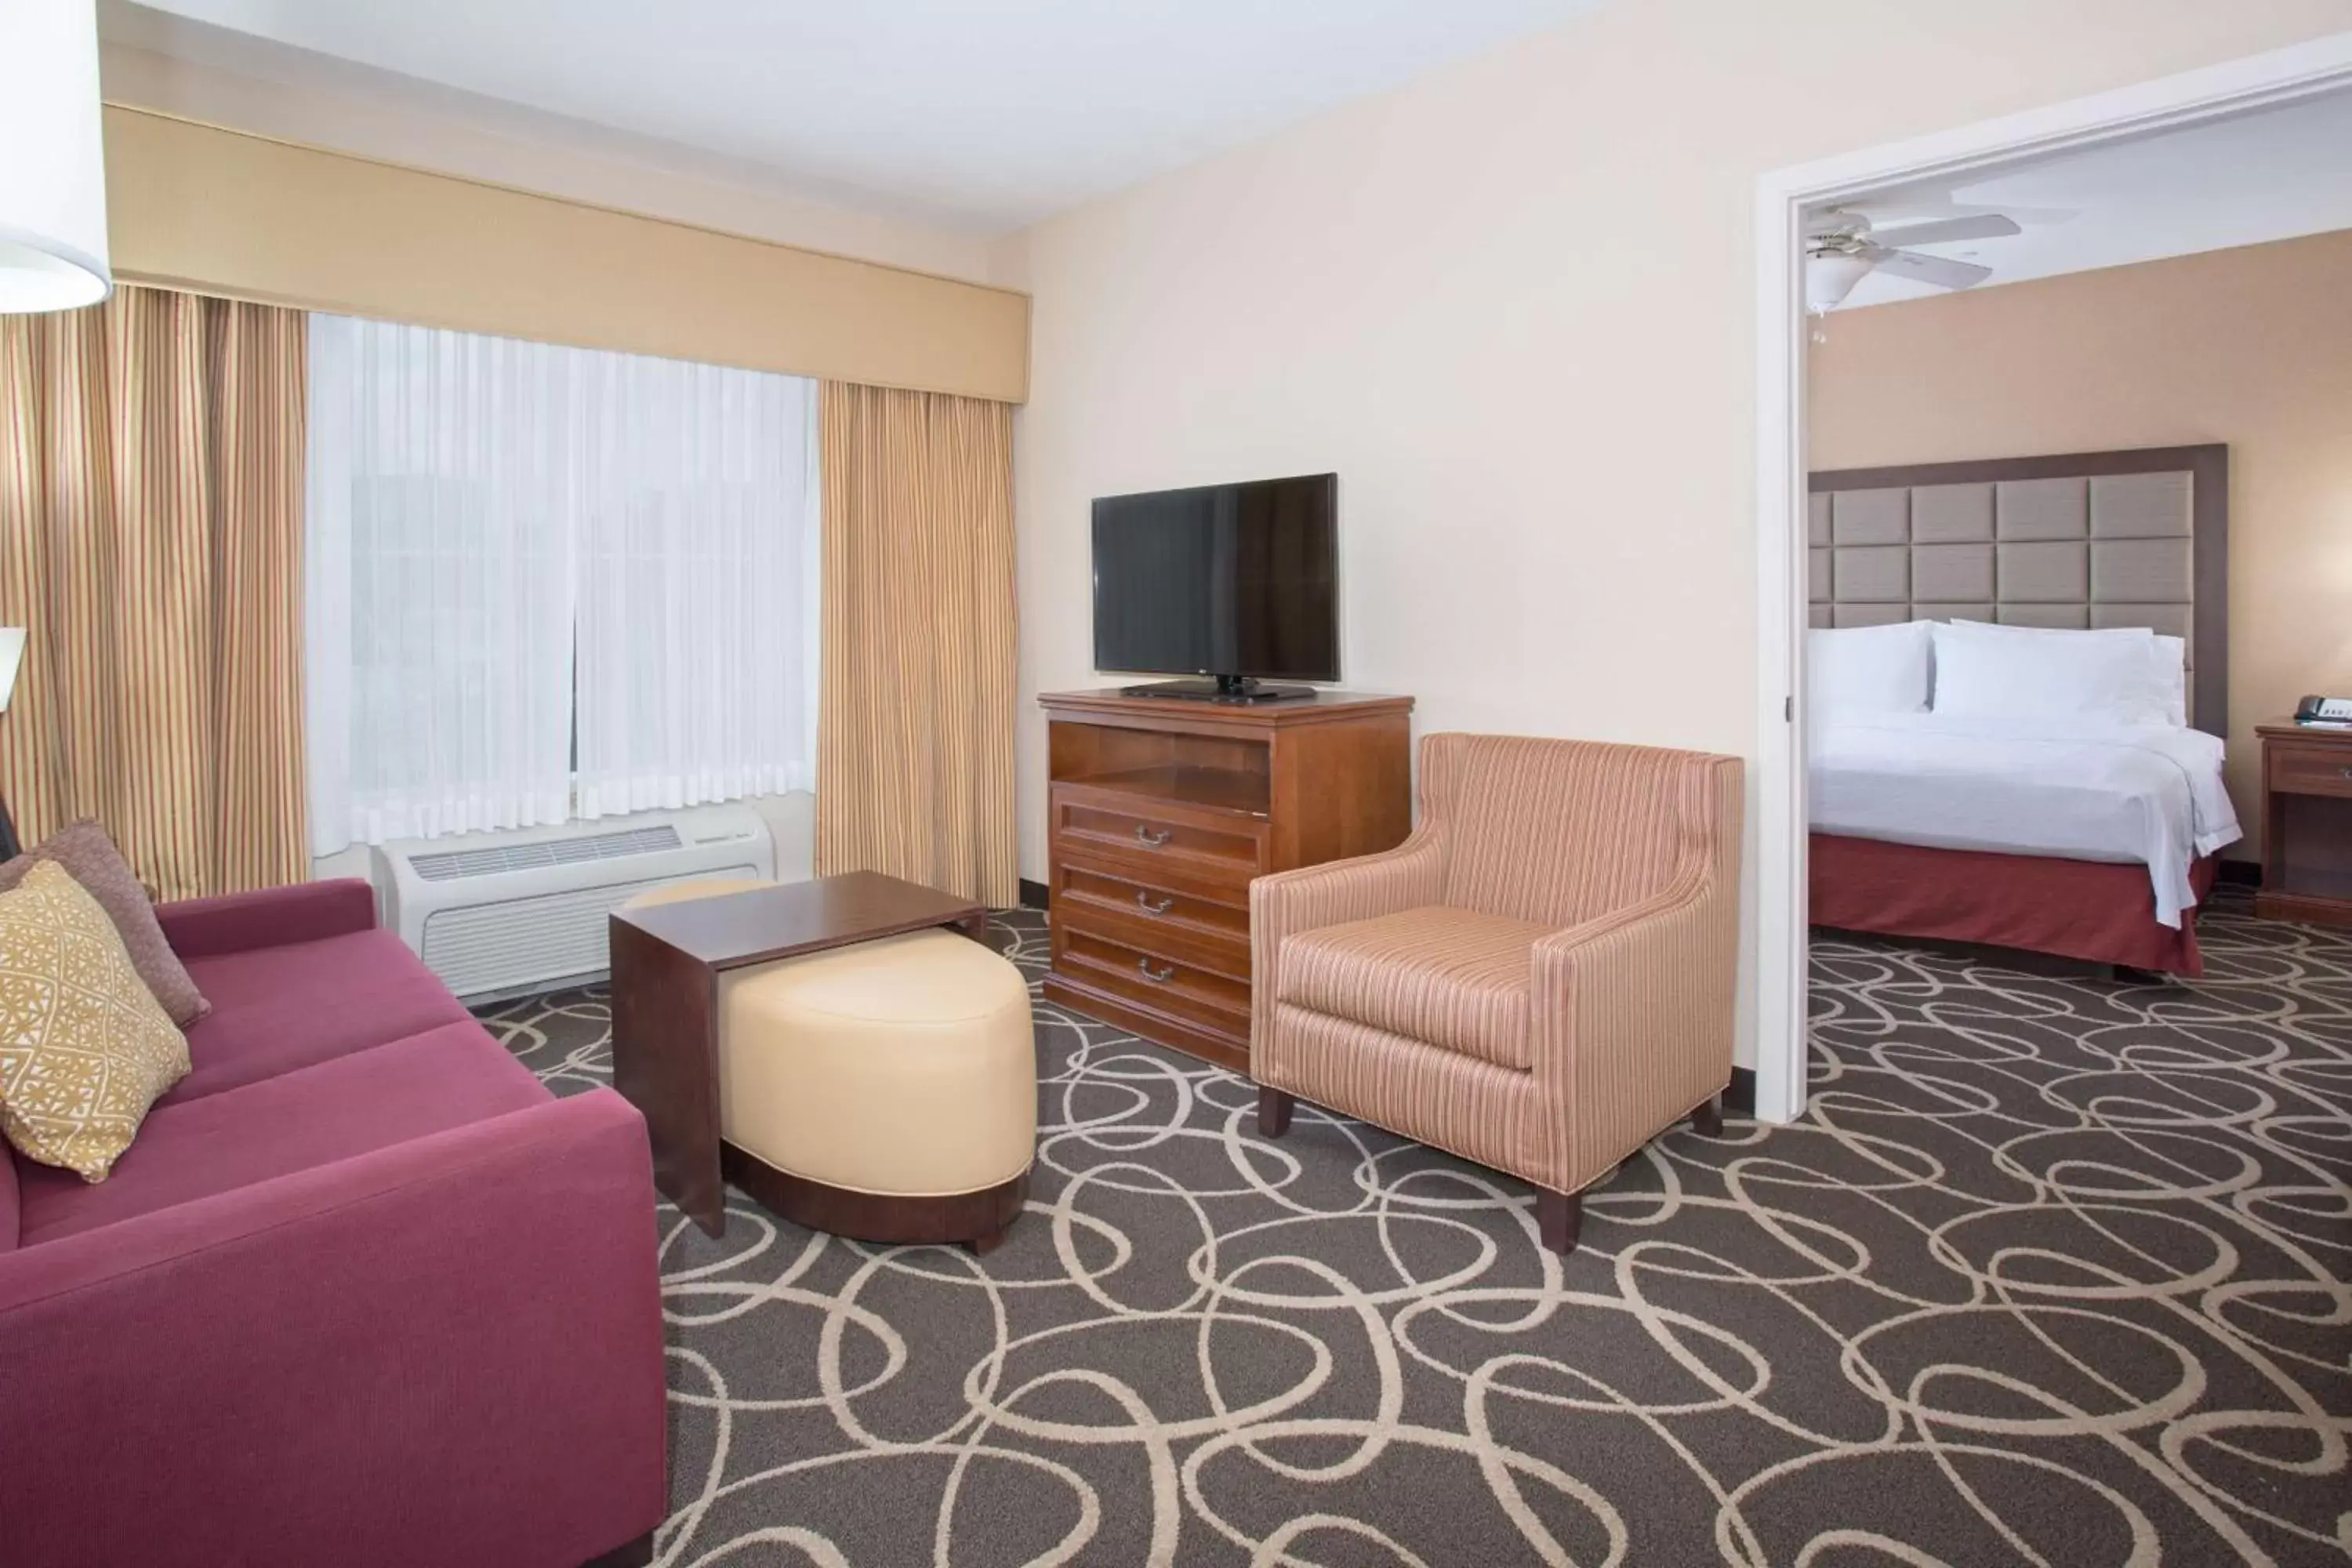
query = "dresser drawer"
xmin=1052 ymin=902 xmax=1249 ymax=986
xmin=1049 ymin=783 xmax=1269 ymax=888
xmin=2268 ymin=744 xmax=2352 ymax=800
xmin=1052 ymin=922 xmax=1250 ymax=1037
xmin=1052 ymin=857 xmax=1251 ymax=967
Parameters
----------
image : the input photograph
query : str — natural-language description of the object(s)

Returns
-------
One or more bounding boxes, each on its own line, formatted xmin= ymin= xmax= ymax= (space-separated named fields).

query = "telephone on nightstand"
xmin=2294 ymin=694 xmax=2352 ymax=726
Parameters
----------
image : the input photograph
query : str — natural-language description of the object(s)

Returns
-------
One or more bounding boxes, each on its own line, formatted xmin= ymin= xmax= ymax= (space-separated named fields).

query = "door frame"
xmin=1749 ymin=31 xmax=2352 ymax=1125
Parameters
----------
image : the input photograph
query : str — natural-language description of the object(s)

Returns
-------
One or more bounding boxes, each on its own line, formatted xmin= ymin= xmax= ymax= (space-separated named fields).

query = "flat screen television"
xmin=1091 ymin=473 xmax=1338 ymax=702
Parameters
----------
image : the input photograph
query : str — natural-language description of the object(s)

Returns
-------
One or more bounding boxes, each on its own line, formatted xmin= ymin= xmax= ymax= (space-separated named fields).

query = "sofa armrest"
xmin=155 ymin=877 xmax=379 ymax=958
xmin=1530 ymin=866 xmax=1738 ymax=1192
xmin=0 ymin=1091 xmax=667 ymax=1568
xmin=1250 ymin=828 xmax=1448 ymax=1070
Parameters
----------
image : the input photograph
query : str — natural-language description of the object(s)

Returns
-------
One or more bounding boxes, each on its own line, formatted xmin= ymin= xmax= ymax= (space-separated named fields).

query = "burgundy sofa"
xmin=0 ymin=880 xmax=666 ymax=1568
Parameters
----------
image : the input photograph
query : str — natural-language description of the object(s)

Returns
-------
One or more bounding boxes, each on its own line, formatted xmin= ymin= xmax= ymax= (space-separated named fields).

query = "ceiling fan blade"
xmin=1853 ymin=199 xmax=2077 ymax=226
xmin=1870 ymin=214 xmax=2021 ymax=247
xmin=1873 ymin=249 xmax=1993 ymax=290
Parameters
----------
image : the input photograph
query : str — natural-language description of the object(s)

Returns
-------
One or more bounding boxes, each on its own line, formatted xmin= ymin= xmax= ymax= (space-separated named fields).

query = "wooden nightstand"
xmin=2256 ymin=720 xmax=2352 ymax=928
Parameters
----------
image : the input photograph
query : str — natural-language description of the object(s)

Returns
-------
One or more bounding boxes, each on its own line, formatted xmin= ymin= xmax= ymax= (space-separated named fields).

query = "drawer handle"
xmin=1137 ymin=958 xmax=1176 ymax=983
xmin=1134 ymin=825 xmax=1173 ymax=847
xmin=2341 ymin=766 xmax=2352 ymax=781
xmin=1134 ymin=890 xmax=1175 ymax=915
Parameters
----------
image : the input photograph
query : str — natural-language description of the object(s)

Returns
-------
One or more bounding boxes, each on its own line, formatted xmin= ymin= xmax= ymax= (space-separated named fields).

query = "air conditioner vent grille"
xmin=410 ymin=825 xmax=683 ymax=883
xmin=419 ymin=864 xmax=760 ymax=999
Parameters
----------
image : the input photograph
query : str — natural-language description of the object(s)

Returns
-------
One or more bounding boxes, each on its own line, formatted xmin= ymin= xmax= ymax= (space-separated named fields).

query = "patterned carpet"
xmin=476 ymin=895 xmax=2352 ymax=1566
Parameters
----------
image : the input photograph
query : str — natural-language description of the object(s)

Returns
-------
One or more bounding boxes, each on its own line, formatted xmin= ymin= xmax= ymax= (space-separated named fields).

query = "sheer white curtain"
xmin=307 ymin=315 xmax=818 ymax=855
xmin=306 ymin=314 xmax=579 ymax=855
xmin=574 ymin=356 xmax=815 ymax=817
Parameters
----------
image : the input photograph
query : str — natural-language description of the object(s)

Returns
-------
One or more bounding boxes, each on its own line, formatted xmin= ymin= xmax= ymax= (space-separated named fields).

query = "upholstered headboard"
xmin=1808 ymin=445 xmax=2228 ymax=737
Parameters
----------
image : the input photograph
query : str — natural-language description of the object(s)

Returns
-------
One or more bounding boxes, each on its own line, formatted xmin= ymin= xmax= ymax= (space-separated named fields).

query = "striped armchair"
xmin=1250 ymin=733 xmax=1743 ymax=1254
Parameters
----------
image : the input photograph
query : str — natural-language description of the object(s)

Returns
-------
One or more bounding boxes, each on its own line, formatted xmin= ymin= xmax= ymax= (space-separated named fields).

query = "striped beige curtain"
xmin=0 ymin=286 xmax=308 ymax=902
xmin=815 ymin=382 xmax=1017 ymax=907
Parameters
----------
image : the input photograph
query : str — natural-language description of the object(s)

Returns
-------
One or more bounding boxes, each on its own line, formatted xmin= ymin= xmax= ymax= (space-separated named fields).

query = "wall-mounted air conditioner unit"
xmin=372 ymin=804 xmax=775 ymax=1002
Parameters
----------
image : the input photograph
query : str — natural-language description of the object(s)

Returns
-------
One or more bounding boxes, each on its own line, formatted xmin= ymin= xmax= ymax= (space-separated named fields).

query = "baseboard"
xmin=1724 ymin=1067 xmax=1757 ymax=1117
xmin=1018 ymin=877 xmax=1050 ymax=910
xmin=2217 ymin=858 xmax=2260 ymax=887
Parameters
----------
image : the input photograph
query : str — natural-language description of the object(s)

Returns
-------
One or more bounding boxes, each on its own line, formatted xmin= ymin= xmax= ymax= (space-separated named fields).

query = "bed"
xmin=1806 ymin=445 xmax=2236 ymax=975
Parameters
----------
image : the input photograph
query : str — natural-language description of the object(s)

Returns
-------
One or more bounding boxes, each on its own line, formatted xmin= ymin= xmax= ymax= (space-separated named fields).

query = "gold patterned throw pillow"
xmin=0 ymin=861 xmax=191 ymax=1181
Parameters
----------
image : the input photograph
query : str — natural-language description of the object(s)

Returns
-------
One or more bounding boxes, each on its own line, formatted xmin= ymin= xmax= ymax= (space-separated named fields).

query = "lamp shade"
xmin=1804 ymin=251 xmax=1872 ymax=314
xmin=0 ymin=0 xmax=111 ymax=314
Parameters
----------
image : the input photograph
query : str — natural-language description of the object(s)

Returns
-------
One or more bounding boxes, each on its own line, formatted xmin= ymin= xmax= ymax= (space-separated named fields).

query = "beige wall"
xmin=1007 ymin=0 xmax=2352 ymax=1065
xmin=1812 ymin=227 xmax=2352 ymax=858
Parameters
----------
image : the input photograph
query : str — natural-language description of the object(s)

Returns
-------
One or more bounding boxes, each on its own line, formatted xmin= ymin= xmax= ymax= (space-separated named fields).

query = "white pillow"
xmin=1939 ymin=620 xmax=2187 ymax=726
xmin=1807 ymin=621 xmax=1932 ymax=718
xmin=1929 ymin=620 xmax=2171 ymax=726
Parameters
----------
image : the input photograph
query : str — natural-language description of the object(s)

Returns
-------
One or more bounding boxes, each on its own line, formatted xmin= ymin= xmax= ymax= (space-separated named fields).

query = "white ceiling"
xmin=1828 ymin=88 xmax=2352 ymax=310
xmin=106 ymin=0 xmax=1594 ymax=232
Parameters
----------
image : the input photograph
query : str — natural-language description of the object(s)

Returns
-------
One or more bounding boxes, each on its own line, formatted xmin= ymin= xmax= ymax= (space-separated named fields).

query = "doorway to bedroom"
xmin=1750 ymin=38 xmax=2352 ymax=1125
xmin=1798 ymin=86 xmax=2352 ymax=975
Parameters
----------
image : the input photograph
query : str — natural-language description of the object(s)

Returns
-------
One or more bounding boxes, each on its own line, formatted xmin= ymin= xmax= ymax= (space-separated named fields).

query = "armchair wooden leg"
xmin=1537 ymin=1189 xmax=1583 ymax=1256
xmin=1691 ymin=1097 xmax=1725 ymax=1138
xmin=1257 ymin=1086 xmax=1295 ymax=1138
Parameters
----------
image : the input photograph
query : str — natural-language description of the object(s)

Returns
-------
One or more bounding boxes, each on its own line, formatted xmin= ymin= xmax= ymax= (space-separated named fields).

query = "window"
xmin=304 ymin=314 xmax=816 ymax=855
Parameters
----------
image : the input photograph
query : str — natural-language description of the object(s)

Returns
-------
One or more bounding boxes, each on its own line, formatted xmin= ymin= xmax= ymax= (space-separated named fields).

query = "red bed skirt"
xmin=1809 ymin=833 xmax=2218 ymax=976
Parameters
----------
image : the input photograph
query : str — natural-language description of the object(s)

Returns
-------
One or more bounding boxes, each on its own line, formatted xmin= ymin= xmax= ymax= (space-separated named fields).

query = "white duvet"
xmin=1809 ymin=713 xmax=2241 ymax=929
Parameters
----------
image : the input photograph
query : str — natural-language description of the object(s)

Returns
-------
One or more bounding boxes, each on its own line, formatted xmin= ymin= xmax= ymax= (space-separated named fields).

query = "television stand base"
xmin=1117 ymin=677 xmax=1317 ymax=704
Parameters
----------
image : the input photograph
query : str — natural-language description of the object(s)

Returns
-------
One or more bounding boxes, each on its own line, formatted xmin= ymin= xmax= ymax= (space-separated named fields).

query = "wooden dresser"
xmin=1036 ymin=688 xmax=1414 ymax=1072
xmin=2256 ymin=720 xmax=2352 ymax=928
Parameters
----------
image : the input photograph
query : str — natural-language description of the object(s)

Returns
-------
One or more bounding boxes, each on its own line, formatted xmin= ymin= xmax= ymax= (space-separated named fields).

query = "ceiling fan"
xmin=1804 ymin=208 xmax=2024 ymax=312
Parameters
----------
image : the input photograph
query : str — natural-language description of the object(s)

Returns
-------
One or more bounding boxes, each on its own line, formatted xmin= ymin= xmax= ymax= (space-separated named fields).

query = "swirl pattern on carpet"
xmin=475 ymin=895 xmax=2352 ymax=1566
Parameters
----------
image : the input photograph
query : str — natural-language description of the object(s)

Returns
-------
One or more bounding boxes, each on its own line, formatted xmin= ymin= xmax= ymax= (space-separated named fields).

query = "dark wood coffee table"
xmin=608 ymin=871 xmax=987 ymax=1236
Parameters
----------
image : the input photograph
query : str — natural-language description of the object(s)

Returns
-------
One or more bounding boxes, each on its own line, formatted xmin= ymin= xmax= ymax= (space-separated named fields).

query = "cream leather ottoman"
xmin=622 ymin=880 xmax=1036 ymax=1252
